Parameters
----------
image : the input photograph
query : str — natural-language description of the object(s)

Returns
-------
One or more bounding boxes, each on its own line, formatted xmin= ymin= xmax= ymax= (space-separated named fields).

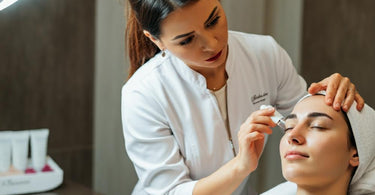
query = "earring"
xmin=161 ymin=49 xmax=166 ymax=57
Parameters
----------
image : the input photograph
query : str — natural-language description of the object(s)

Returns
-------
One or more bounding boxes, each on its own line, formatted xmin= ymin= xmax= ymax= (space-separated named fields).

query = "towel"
xmin=347 ymin=101 xmax=375 ymax=194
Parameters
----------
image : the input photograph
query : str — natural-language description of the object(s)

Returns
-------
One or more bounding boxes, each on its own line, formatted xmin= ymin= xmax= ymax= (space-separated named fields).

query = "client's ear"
xmin=349 ymin=149 xmax=359 ymax=167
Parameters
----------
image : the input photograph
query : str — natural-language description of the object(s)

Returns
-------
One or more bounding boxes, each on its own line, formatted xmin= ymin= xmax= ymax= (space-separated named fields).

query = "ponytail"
xmin=125 ymin=0 xmax=195 ymax=79
xmin=125 ymin=6 xmax=159 ymax=79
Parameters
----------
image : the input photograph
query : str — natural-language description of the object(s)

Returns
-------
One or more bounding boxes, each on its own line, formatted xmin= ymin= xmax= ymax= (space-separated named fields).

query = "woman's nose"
xmin=199 ymin=32 xmax=217 ymax=52
xmin=287 ymin=124 xmax=306 ymax=145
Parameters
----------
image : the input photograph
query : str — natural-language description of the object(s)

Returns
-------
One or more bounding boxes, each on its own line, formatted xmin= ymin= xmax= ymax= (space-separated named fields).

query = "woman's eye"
xmin=206 ymin=16 xmax=220 ymax=28
xmin=284 ymin=127 xmax=294 ymax=132
xmin=179 ymin=36 xmax=194 ymax=46
xmin=311 ymin=126 xmax=326 ymax=130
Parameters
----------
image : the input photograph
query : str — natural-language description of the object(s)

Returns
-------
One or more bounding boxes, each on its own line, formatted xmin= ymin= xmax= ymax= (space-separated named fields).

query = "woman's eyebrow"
xmin=307 ymin=112 xmax=333 ymax=120
xmin=285 ymin=112 xmax=333 ymax=120
xmin=204 ymin=6 xmax=218 ymax=26
xmin=171 ymin=6 xmax=218 ymax=41
xmin=172 ymin=31 xmax=194 ymax=40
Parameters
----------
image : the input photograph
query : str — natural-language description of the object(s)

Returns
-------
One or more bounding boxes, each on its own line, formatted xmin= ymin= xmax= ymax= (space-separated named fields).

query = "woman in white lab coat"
xmin=121 ymin=0 xmax=364 ymax=194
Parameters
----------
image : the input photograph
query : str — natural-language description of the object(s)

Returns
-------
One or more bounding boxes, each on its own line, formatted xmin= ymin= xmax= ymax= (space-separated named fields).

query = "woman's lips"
xmin=284 ymin=151 xmax=309 ymax=160
xmin=206 ymin=50 xmax=222 ymax=62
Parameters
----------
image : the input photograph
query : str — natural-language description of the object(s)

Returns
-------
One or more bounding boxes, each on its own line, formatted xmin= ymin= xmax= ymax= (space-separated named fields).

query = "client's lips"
xmin=285 ymin=151 xmax=309 ymax=160
xmin=206 ymin=50 xmax=222 ymax=62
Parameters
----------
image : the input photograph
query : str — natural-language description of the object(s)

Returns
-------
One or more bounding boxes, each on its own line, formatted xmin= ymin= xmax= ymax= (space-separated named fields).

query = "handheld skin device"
xmin=260 ymin=105 xmax=286 ymax=130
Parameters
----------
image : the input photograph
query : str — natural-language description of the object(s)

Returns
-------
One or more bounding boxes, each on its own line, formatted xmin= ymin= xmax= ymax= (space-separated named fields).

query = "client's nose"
xmin=287 ymin=125 xmax=306 ymax=145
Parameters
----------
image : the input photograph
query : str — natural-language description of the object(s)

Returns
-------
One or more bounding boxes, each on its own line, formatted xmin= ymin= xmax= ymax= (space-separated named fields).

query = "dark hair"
xmin=342 ymin=109 xmax=358 ymax=194
xmin=125 ymin=0 xmax=197 ymax=78
xmin=341 ymin=109 xmax=357 ymax=150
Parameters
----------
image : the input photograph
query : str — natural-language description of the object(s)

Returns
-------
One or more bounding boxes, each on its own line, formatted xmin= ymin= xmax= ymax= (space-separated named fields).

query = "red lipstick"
xmin=206 ymin=50 xmax=222 ymax=62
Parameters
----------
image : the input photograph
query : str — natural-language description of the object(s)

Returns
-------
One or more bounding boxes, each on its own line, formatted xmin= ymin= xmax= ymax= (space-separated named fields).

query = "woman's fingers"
xmin=331 ymin=76 xmax=350 ymax=110
xmin=244 ymin=107 xmax=275 ymax=126
xmin=308 ymin=82 xmax=327 ymax=96
xmin=239 ymin=131 xmax=264 ymax=145
xmin=355 ymin=92 xmax=365 ymax=111
xmin=324 ymin=73 xmax=341 ymax=108
xmin=308 ymin=73 xmax=365 ymax=111
xmin=238 ymin=124 xmax=273 ymax=139
xmin=237 ymin=131 xmax=265 ymax=172
xmin=341 ymin=83 xmax=355 ymax=111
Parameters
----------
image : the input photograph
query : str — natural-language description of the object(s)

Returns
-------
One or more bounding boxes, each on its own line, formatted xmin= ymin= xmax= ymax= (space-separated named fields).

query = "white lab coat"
xmin=121 ymin=31 xmax=307 ymax=195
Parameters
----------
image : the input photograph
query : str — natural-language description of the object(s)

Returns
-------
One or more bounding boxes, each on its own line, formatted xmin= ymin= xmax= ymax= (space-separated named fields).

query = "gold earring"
xmin=161 ymin=49 xmax=166 ymax=57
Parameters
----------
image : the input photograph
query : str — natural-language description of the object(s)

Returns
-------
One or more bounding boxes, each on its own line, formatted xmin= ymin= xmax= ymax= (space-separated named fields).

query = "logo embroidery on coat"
xmin=251 ymin=92 xmax=268 ymax=104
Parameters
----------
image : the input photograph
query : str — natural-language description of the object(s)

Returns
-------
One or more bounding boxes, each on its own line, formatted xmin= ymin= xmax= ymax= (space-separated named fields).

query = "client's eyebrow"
xmin=308 ymin=112 xmax=333 ymax=120
xmin=285 ymin=114 xmax=297 ymax=120
xmin=285 ymin=112 xmax=333 ymax=120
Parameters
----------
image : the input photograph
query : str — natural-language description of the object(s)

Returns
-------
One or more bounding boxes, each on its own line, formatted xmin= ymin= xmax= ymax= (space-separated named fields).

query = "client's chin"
xmin=281 ymin=164 xmax=319 ymax=186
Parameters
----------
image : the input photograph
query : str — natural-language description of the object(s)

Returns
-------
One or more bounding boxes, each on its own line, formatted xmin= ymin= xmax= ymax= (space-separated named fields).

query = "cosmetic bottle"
xmin=260 ymin=105 xmax=286 ymax=129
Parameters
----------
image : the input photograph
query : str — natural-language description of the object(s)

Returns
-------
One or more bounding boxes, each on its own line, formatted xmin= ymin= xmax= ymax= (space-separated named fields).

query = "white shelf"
xmin=0 ymin=157 xmax=63 ymax=195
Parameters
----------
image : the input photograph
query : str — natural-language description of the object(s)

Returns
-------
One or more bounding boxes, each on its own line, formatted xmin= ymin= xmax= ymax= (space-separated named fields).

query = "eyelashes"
xmin=283 ymin=126 xmax=327 ymax=133
xmin=206 ymin=16 xmax=221 ymax=28
xmin=179 ymin=36 xmax=194 ymax=46
xmin=178 ymin=15 xmax=221 ymax=46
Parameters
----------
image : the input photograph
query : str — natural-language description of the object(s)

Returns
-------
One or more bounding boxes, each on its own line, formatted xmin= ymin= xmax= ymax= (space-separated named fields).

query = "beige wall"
xmin=0 ymin=0 xmax=95 ymax=187
xmin=93 ymin=0 xmax=136 ymax=194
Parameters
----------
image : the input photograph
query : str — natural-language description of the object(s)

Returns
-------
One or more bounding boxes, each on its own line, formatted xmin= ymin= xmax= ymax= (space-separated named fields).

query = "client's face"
xmin=280 ymin=95 xmax=357 ymax=187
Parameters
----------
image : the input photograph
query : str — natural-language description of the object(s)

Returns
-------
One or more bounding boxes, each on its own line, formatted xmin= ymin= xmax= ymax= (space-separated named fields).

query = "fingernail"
xmin=327 ymin=98 xmax=332 ymax=104
xmin=335 ymin=102 xmax=341 ymax=109
xmin=343 ymin=105 xmax=348 ymax=111
xmin=268 ymin=107 xmax=274 ymax=111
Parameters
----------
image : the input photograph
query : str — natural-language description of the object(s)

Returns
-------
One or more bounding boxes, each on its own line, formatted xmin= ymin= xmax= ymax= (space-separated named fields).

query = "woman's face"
xmin=279 ymin=95 xmax=358 ymax=187
xmin=147 ymin=0 xmax=228 ymax=73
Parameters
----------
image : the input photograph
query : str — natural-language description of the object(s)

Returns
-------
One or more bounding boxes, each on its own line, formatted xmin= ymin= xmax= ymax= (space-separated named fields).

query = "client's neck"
xmin=296 ymin=173 xmax=351 ymax=195
xmin=296 ymin=185 xmax=347 ymax=195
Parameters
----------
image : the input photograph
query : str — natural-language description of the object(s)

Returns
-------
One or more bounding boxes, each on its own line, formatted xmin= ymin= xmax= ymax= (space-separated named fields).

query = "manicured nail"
xmin=335 ymin=102 xmax=341 ymax=109
xmin=327 ymin=98 xmax=332 ymax=104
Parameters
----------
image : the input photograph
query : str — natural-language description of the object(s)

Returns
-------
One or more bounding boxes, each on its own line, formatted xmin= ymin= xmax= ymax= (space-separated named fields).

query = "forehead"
xmin=292 ymin=95 xmax=343 ymax=120
xmin=159 ymin=0 xmax=219 ymax=38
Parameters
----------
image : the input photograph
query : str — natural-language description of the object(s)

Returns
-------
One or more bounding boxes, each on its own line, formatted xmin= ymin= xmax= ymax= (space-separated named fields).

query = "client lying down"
xmin=262 ymin=91 xmax=375 ymax=195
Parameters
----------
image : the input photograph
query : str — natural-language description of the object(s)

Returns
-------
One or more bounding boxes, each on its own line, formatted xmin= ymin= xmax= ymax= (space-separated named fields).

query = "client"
xmin=262 ymin=91 xmax=375 ymax=194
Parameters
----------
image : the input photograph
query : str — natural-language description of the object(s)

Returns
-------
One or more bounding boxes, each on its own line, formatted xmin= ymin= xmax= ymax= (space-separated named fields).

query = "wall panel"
xmin=301 ymin=0 xmax=375 ymax=107
xmin=0 ymin=0 xmax=95 ymax=187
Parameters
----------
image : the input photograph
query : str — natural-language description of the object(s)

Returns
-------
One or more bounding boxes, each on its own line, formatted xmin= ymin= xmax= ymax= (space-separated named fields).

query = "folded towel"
xmin=347 ymin=101 xmax=375 ymax=194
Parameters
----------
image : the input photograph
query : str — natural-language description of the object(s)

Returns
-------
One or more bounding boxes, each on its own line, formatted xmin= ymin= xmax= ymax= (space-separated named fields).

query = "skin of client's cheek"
xmin=279 ymin=97 xmax=353 ymax=186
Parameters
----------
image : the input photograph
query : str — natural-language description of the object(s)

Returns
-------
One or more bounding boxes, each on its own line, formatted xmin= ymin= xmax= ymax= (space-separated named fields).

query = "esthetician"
xmin=121 ymin=0 xmax=365 ymax=194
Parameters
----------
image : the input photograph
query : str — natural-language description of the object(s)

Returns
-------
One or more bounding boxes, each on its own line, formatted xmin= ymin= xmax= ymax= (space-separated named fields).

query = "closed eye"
xmin=284 ymin=127 xmax=294 ymax=133
xmin=311 ymin=126 xmax=327 ymax=130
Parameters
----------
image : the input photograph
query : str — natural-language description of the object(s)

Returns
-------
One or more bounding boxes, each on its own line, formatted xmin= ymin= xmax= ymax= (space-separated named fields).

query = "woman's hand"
xmin=194 ymin=108 xmax=276 ymax=195
xmin=235 ymin=107 xmax=275 ymax=176
xmin=308 ymin=73 xmax=364 ymax=112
